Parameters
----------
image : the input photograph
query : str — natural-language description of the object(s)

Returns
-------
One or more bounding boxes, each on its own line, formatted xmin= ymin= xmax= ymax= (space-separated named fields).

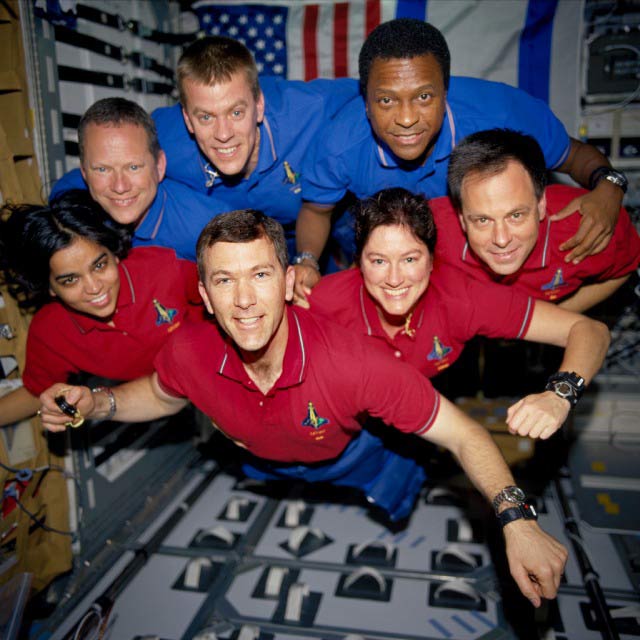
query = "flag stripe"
xmin=366 ymin=0 xmax=380 ymax=36
xmin=286 ymin=5 xmax=304 ymax=79
xmin=518 ymin=0 xmax=559 ymax=102
xmin=334 ymin=3 xmax=349 ymax=77
xmin=192 ymin=0 xmax=575 ymax=115
xmin=303 ymin=4 xmax=319 ymax=80
xmin=317 ymin=3 xmax=336 ymax=78
xmin=348 ymin=2 xmax=366 ymax=77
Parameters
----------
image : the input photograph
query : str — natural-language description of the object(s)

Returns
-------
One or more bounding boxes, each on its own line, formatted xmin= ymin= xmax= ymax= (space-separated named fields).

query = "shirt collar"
xmin=374 ymin=101 xmax=455 ymax=173
xmin=255 ymin=116 xmax=278 ymax=174
xmin=216 ymin=305 xmax=307 ymax=391
xmin=524 ymin=215 xmax=553 ymax=269
xmin=197 ymin=116 xmax=278 ymax=189
xmin=134 ymin=184 xmax=167 ymax=241
xmin=356 ymin=271 xmax=426 ymax=342
xmin=68 ymin=260 xmax=136 ymax=334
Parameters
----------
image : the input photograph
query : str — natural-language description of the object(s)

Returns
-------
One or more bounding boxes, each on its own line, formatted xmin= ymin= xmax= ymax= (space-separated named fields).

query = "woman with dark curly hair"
xmin=305 ymin=187 xmax=610 ymax=441
xmin=0 ymin=190 xmax=200 ymax=426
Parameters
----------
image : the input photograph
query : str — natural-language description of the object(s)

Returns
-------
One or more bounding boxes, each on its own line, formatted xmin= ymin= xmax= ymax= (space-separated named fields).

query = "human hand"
xmin=292 ymin=264 xmax=321 ymax=309
xmin=503 ymin=519 xmax=568 ymax=607
xmin=39 ymin=384 xmax=94 ymax=432
xmin=550 ymin=185 xmax=621 ymax=264
xmin=506 ymin=391 xmax=570 ymax=440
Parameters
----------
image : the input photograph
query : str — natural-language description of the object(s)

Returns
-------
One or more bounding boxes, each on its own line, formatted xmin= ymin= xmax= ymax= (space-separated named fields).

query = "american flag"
xmin=191 ymin=1 xmax=428 ymax=80
xmin=190 ymin=0 xmax=580 ymax=133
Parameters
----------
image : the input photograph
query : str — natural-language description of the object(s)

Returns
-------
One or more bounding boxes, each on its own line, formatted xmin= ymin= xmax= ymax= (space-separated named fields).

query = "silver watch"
xmin=292 ymin=252 xmax=320 ymax=271
xmin=589 ymin=167 xmax=628 ymax=194
xmin=492 ymin=485 xmax=526 ymax=514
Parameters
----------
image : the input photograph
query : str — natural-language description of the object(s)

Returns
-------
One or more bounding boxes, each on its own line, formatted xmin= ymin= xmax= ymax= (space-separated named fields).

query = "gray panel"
xmin=221 ymin=564 xmax=510 ymax=640
xmin=545 ymin=591 xmax=640 ymax=640
xmin=536 ymin=488 xmax=637 ymax=594
xmin=252 ymin=497 xmax=492 ymax=579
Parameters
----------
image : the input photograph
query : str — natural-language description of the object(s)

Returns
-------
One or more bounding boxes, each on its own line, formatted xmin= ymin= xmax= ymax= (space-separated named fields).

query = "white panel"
xmin=428 ymin=0 xmax=526 ymax=87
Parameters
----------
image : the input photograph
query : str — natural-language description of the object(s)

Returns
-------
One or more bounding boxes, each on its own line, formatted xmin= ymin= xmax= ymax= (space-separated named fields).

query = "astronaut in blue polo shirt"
xmin=151 ymin=35 xmax=359 ymax=259
xmin=293 ymin=19 xmax=626 ymax=305
xmin=49 ymin=98 xmax=226 ymax=262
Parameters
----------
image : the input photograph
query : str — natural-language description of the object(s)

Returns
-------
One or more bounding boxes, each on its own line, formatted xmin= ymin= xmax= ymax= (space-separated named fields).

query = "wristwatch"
xmin=545 ymin=371 xmax=585 ymax=408
xmin=292 ymin=252 xmax=320 ymax=271
xmin=492 ymin=485 xmax=526 ymax=514
xmin=588 ymin=167 xmax=628 ymax=194
xmin=498 ymin=502 xmax=538 ymax=528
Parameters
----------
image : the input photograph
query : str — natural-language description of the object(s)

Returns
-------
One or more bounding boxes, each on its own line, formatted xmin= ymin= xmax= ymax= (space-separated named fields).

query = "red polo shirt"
xmin=309 ymin=266 xmax=534 ymax=377
xmin=432 ymin=185 xmax=640 ymax=302
xmin=154 ymin=306 xmax=440 ymax=463
xmin=23 ymin=247 xmax=200 ymax=395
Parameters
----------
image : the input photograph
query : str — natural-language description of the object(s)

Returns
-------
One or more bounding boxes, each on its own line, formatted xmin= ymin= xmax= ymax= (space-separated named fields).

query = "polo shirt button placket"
xmin=394 ymin=350 xmax=402 ymax=359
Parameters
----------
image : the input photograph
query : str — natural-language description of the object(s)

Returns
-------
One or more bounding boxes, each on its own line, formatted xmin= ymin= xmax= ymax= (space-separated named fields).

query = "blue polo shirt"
xmin=152 ymin=77 xmax=360 ymax=231
xmin=49 ymin=172 xmax=227 ymax=261
xmin=301 ymin=76 xmax=571 ymax=204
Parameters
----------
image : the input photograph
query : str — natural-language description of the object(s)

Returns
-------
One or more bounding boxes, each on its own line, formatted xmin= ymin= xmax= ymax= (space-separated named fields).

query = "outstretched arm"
xmin=558 ymin=275 xmax=630 ymax=313
xmin=506 ymin=301 xmax=610 ymax=439
xmin=422 ymin=396 xmax=568 ymax=606
xmin=552 ymin=138 xmax=624 ymax=263
xmin=39 ymin=373 xmax=188 ymax=432
xmin=0 ymin=386 xmax=41 ymax=427
xmin=293 ymin=202 xmax=335 ymax=308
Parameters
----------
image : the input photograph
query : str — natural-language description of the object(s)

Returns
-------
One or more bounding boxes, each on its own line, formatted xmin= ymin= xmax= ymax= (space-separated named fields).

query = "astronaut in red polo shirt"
xmin=39 ymin=209 xmax=568 ymax=607
xmin=307 ymin=187 xmax=609 ymax=441
xmin=438 ymin=129 xmax=640 ymax=312
xmin=23 ymin=246 xmax=199 ymax=396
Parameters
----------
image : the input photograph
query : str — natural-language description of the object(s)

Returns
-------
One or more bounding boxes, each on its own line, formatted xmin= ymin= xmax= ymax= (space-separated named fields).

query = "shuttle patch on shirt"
xmin=427 ymin=336 xmax=452 ymax=371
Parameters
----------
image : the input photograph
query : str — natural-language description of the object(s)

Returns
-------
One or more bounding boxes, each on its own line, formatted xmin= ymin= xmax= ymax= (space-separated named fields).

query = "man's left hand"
xmin=503 ymin=520 xmax=568 ymax=607
xmin=506 ymin=391 xmax=570 ymax=440
xmin=550 ymin=183 xmax=621 ymax=264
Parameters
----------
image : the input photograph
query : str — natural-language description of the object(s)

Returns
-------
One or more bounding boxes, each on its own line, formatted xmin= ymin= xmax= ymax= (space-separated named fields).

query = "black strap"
xmin=62 ymin=113 xmax=81 ymax=130
xmin=75 ymin=3 xmax=197 ymax=46
xmin=125 ymin=19 xmax=198 ymax=46
xmin=58 ymin=66 xmax=174 ymax=96
xmin=128 ymin=77 xmax=175 ymax=96
xmin=64 ymin=141 xmax=79 ymax=157
xmin=54 ymin=24 xmax=124 ymax=62
xmin=126 ymin=51 xmax=174 ymax=80
xmin=58 ymin=66 xmax=126 ymax=90
xmin=497 ymin=503 xmax=537 ymax=528
xmin=75 ymin=3 xmax=126 ymax=31
xmin=53 ymin=26 xmax=174 ymax=80
xmin=129 ymin=78 xmax=174 ymax=96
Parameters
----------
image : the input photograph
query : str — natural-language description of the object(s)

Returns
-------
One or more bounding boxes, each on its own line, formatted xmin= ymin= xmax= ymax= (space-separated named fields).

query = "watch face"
xmin=554 ymin=381 xmax=573 ymax=398
xmin=604 ymin=170 xmax=628 ymax=192
xmin=505 ymin=486 xmax=526 ymax=503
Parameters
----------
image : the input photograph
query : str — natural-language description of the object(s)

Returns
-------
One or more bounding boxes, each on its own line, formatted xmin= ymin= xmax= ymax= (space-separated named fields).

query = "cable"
xmin=9 ymin=488 xmax=75 ymax=537
xmin=0 ymin=457 xmax=68 ymax=477
xmin=1 ymin=460 xmax=80 ymax=538
xmin=72 ymin=603 xmax=108 ymax=640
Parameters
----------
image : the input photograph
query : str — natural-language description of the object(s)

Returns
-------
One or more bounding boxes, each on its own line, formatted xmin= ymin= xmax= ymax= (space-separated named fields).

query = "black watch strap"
xmin=498 ymin=502 xmax=538 ymax=528
xmin=588 ymin=167 xmax=628 ymax=194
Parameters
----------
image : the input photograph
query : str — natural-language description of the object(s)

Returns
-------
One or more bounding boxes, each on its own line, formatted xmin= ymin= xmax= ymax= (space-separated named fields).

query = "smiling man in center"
xmin=40 ymin=209 xmax=568 ymax=609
